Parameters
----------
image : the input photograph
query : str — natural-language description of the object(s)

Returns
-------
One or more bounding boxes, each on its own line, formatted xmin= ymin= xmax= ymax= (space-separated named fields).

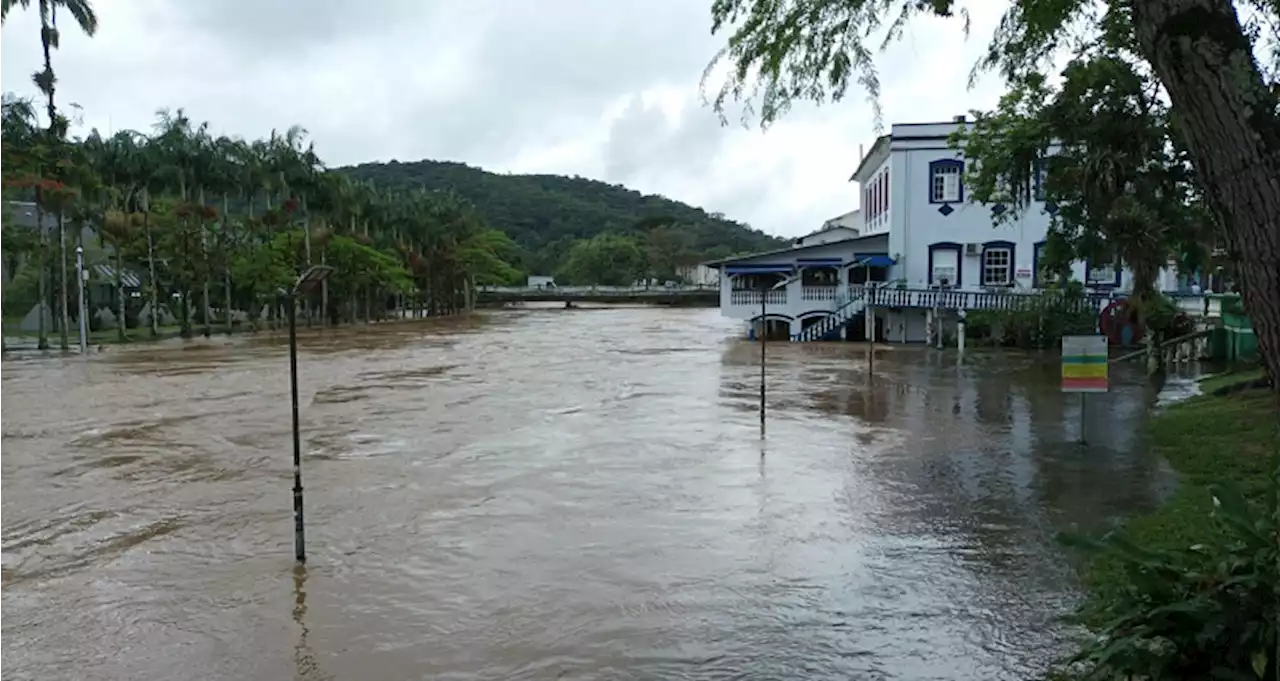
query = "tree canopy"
xmin=342 ymin=160 xmax=786 ymax=276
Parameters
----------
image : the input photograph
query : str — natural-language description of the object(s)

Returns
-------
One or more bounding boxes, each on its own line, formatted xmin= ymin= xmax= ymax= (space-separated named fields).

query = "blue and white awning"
xmin=850 ymin=254 xmax=896 ymax=268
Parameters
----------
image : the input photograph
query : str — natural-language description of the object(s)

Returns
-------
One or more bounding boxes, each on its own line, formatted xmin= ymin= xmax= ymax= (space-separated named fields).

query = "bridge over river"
xmin=476 ymin=284 xmax=718 ymax=306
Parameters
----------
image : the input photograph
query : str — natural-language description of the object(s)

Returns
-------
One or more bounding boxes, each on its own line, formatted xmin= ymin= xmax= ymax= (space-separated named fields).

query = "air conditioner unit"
xmin=964 ymin=243 xmax=982 ymax=256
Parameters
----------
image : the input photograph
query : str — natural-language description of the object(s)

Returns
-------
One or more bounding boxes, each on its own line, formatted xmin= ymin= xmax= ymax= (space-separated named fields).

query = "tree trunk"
xmin=34 ymin=191 xmax=49 ymax=350
xmin=198 ymin=187 xmax=212 ymax=338
xmin=1132 ymin=0 xmax=1280 ymax=388
xmin=57 ymin=212 xmax=69 ymax=351
xmin=223 ymin=194 xmax=234 ymax=335
xmin=144 ymin=198 xmax=160 ymax=338
xmin=320 ymin=247 xmax=328 ymax=327
xmin=114 ymin=245 xmax=126 ymax=343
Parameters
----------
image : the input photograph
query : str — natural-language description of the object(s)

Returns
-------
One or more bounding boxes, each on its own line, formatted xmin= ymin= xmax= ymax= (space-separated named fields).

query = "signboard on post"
xmin=1061 ymin=335 xmax=1109 ymax=393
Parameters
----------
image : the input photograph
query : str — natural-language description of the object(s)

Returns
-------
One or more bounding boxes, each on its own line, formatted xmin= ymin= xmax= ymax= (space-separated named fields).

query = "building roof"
xmin=796 ymin=223 xmax=860 ymax=244
xmin=849 ymin=135 xmax=889 ymax=183
xmin=703 ymin=233 xmax=888 ymax=267
xmin=6 ymin=201 xmax=59 ymax=233
xmin=821 ymin=208 xmax=860 ymax=227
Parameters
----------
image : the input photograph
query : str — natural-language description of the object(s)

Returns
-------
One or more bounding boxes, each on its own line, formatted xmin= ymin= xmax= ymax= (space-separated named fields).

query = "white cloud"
xmin=1 ymin=0 xmax=1011 ymax=238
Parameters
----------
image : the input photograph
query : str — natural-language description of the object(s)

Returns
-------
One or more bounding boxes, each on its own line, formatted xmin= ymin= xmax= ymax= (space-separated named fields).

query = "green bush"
xmin=966 ymin=288 xmax=1097 ymax=348
xmin=1056 ymin=480 xmax=1278 ymax=680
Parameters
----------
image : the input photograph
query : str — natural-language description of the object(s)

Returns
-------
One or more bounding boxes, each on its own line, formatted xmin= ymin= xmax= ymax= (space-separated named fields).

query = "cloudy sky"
xmin=1 ymin=0 xmax=1009 ymax=238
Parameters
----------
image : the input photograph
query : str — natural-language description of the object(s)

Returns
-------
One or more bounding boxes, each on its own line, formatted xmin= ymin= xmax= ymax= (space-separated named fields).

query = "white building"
xmin=711 ymin=116 xmax=1193 ymax=343
xmin=793 ymin=210 xmax=862 ymax=247
xmin=677 ymin=264 xmax=720 ymax=287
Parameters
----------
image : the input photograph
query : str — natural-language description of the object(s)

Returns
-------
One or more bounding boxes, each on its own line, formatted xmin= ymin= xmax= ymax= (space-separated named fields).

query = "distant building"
xmin=676 ymin=264 xmax=719 ymax=287
xmin=527 ymin=275 xmax=556 ymax=289
xmin=793 ymin=210 xmax=862 ymax=247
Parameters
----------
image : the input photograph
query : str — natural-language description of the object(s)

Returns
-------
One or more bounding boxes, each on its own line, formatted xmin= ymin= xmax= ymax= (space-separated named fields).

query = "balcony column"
xmin=786 ymin=275 xmax=802 ymax=308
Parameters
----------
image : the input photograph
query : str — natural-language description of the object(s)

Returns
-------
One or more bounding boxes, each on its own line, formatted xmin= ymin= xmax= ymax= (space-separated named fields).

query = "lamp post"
xmin=75 ymin=246 xmax=88 ymax=354
xmin=282 ymin=265 xmax=334 ymax=563
xmin=759 ymin=276 xmax=767 ymax=433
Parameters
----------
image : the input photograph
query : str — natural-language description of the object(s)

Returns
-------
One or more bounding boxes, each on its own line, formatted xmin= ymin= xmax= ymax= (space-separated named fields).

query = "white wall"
xmin=677 ymin=264 xmax=720 ymax=286
xmin=825 ymin=210 xmax=864 ymax=234
xmin=865 ymin=119 xmax=1172 ymax=292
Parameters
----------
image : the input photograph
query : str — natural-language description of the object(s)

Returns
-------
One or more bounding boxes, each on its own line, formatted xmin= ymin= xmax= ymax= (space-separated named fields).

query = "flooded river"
xmin=2 ymin=307 xmax=1185 ymax=680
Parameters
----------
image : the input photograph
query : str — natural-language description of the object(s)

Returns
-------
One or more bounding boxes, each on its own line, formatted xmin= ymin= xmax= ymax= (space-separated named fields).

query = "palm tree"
xmin=3 ymin=0 xmax=99 ymax=349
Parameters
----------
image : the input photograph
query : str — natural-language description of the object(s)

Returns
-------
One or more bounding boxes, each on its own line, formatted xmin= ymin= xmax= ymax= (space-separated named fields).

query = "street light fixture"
xmin=281 ymin=265 xmax=334 ymax=563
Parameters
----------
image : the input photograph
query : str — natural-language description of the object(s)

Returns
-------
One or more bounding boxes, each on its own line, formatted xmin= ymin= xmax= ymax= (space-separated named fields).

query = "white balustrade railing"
xmin=729 ymin=289 xmax=789 ymax=306
xmin=801 ymin=285 xmax=837 ymax=301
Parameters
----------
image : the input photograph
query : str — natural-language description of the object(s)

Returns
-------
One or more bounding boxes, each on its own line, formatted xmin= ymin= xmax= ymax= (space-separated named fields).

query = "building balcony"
xmin=723 ymin=282 xmax=1225 ymax=321
xmin=728 ymin=289 xmax=788 ymax=306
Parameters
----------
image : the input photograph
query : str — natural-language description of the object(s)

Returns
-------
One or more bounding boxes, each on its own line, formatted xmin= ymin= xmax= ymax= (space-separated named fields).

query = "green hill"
xmin=341 ymin=160 xmax=786 ymax=275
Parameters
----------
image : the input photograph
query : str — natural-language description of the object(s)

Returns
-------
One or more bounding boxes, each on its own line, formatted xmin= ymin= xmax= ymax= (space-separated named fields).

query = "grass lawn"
xmin=1198 ymin=366 xmax=1270 ymax=395
xmin=1082 ymin=371 xmax=1277 ymax=608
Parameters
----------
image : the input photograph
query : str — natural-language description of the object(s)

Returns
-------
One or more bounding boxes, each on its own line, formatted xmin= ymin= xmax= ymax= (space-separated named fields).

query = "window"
xmin=1033 ymin=241 xmax=1053 ymax=289
xmin=929 ymin=159 xmax=963 ymax=203
xmin=982 ymin=247 xmax=1012 ymax=286
xmin=928 ymin=244 xmax=961 ymax=288
xmin=1032 ymin=160 xmax=1048 ymax=201
xmin=1087 ymin=260 xmax=1119 ymax=287
xmin=883 ymin=174 xmax=889 ymax=213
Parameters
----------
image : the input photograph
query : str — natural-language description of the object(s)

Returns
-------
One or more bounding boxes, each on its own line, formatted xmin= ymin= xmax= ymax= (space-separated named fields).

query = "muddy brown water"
xmin=2 ymin=306 xmax=1192 ymax=680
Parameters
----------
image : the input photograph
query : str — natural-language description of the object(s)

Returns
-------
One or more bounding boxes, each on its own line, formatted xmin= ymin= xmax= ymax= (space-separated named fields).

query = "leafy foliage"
xmin=1057 ymin=480 xmax=1278 ymax=680
xmin=963 ymin=284 xmax=1096 ymax=348
xmin=954 ymin=54 xmax=1215 ymax=311
xmin=341 ymin=160 xmax=785 ymax=275
xmin=556 ymin=233 xmax=648 ymax=286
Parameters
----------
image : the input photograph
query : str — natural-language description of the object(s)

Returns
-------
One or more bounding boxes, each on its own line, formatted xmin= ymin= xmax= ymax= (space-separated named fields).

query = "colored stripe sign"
xmin=1062 ymin=335 xmax=1109 ymax=393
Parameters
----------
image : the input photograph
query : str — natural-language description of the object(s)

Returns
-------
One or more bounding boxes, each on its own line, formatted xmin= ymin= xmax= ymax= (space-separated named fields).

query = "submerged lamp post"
xmin=283 ymin=265 xmax=334 ymax=563
xmin=759 ymin=277 xmax=767 ymax=432
xmin=758 ymin=275 xmax=790 ymax=435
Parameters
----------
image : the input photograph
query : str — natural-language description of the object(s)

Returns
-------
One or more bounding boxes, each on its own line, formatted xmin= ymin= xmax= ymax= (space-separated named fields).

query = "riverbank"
xmin=1082 ymin=368 xmax=1276 ymax=607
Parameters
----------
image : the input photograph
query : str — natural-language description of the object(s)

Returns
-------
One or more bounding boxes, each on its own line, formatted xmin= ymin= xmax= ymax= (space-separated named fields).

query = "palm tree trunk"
xmin=34 ymin=194 xmax=49 ymax=350
xmin=198 ymin=187 xmax=212 ymax=338
xmin=301 ymin=195 xmax=313 ymax=327
xmin=143 ymin=192 xmax=160 ymax=337
xmin=57 ymin=211 xmax=69 ymax=350
xmin=114 ymin=244 xmax=126 ymax=343
xmin=320 ymin=246 xmax=328 ymax=327
xmin=223 ymin=194 xmax=234 ymax=335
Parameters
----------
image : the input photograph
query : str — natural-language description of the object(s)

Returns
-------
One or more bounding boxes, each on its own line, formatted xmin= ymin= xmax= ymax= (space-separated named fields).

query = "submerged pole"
xmin=759 ymin=278 xmax=767 ymax=434
xmin=288 ymin=291 xmax=306 ymax=563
